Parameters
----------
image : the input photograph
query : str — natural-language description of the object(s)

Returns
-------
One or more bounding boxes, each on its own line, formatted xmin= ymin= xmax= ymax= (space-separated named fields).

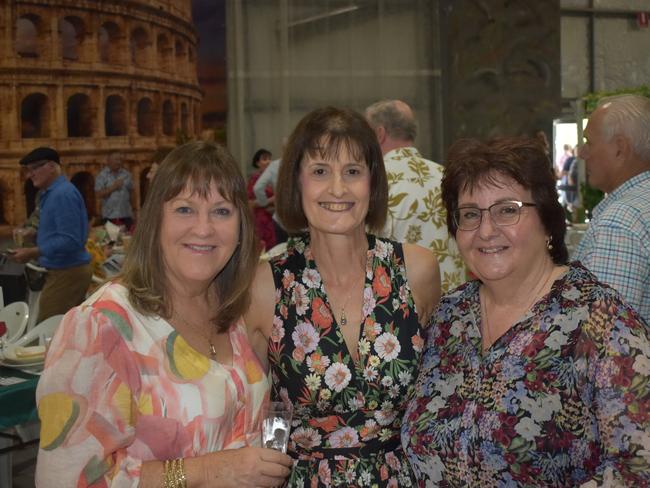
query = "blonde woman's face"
xmin=160 ymin=182 xmax=240 ymax=292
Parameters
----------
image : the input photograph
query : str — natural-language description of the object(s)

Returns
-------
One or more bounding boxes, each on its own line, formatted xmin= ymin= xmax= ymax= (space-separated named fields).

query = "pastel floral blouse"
xmin=35 ymin=283 xmax=269 ymax=487
xmin=402 ymin=263 xmax=650 ymax=487
xmin=269 ymin=234 xmax=423 ymax=487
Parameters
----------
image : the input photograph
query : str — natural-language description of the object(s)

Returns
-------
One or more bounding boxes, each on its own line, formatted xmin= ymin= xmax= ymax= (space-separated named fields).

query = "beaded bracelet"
xmin=162 ymin=457 xmax=187 ymax=488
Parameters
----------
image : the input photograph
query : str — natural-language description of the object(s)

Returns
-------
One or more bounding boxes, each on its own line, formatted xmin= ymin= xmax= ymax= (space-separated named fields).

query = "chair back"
xmin=0 ymin=301 xmax=29 ymax=343
xmin=12 ymin=314 xmax=64 ymax=348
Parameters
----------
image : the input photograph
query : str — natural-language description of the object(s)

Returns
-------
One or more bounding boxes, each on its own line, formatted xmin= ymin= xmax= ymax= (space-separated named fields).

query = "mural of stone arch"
xmin=131 ymin=27 xmax=150 ymax=67
xmin=67 ymin=93 xmax=93 ymax=137
xmin=180 ymin=102 xmax=188 ymax=133
xmin=23 ymin=179 xmax=38 ymax=219
xmin=157 ymin=33 xmax=172 ymax=71
xmin=15 ymin=14 xmax=41 ymax=58
xmin=105 ymin=94 xmax=127 ymax=136
xmin=21 ymin=92 xmax=50 ymax=138
xmin=137 ymin=97 xmax=155 ymax=136
xmin=60 ymin=16 xmax=86 ymax=61
xmin=70 ymin=171 xmax=96 ymax=219
xmin=162 ymin=99 xmax=174 ymax=136
xmin=99 ymin=21 xmax=121 ymax=64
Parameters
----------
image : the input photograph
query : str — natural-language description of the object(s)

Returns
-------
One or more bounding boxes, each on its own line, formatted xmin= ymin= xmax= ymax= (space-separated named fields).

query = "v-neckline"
xmin=306 ymin=234 xmax=375 ymax=365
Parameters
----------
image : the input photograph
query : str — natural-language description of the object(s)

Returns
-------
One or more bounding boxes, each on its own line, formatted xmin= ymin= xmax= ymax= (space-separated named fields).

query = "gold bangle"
xmin=162 ymin=458 xmax=187 ymax=488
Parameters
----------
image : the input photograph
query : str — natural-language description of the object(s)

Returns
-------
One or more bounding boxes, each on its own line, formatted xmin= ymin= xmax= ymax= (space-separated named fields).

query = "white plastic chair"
xmin=0 ymin=301 xmax=29 ymax=343
xmin=12 ymin=314 xmax=64 ymax=348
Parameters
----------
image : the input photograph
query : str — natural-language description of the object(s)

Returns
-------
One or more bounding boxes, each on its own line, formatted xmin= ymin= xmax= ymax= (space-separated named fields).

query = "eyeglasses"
xmin=453 ymin=200 xmax=537 ymax=231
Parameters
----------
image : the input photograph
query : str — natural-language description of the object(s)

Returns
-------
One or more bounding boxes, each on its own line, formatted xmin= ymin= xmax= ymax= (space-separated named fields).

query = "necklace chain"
xmin=323 ymin=273 xmax=365 ymax=327
xmin=481 ymin=267 xmax=555 ymax=351
xmin=172 ymin=313 xmax=217 ymax=360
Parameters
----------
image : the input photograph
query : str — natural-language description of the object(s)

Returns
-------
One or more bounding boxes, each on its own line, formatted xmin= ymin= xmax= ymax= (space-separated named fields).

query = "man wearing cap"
xmin=11 ymin=146 xmax=92 ymax=322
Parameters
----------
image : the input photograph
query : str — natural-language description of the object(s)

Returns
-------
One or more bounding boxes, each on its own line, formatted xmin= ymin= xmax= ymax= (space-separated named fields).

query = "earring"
xmin=546 ymin=236 xmax=553 ymax=251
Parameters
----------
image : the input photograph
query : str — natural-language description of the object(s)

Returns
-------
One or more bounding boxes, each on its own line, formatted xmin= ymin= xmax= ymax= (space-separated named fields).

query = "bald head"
xmin=365 ymin=99 xmax=418 ymax=154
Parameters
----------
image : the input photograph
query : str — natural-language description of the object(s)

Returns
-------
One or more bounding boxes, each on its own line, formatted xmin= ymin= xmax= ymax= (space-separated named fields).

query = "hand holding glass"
xmin=261 ymin=401 xmax=292 ymax=453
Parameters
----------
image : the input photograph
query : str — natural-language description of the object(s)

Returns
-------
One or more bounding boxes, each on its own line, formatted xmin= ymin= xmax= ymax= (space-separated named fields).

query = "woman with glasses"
xmin=402 ymin=137 xmax=650 ymax=486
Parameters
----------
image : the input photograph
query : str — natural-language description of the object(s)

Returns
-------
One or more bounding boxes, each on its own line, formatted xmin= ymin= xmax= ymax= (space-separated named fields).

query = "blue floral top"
xmin=269 ymin=234 xmax=423 ymax=487
xmin=402 ymin=263 xmax=650 ymax=487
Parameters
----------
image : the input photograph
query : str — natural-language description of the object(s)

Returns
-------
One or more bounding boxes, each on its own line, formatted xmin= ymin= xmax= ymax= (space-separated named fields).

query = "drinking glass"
xmin=261 ymin=401 xmax=292 ymax=453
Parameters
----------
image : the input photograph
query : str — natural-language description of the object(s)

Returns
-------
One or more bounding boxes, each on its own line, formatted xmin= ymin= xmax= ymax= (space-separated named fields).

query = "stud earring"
xmin=546 ymin=236 xmax=553 ymax=251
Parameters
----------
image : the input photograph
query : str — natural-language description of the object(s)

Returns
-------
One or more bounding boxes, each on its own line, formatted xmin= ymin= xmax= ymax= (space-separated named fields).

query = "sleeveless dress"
xmin=268 ymin=234 xmax=423 ymax=487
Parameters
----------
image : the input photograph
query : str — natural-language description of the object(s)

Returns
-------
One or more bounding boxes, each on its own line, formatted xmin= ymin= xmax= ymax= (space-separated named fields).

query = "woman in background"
xmin=247 ymin=148 xmax=276 ymax=250
xmin=36 ymin=141 xmax=292 ymax=487
xmin=402 ymin=137 xmax=650 ymax=486
xmin=246 ymin=106 xmax=441 ymax=486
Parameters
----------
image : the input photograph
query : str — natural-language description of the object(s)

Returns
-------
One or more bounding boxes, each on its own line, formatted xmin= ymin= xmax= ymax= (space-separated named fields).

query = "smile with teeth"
xmin=319 ymin=202 xmax=353 ymax=212
xmin=479 ymin=246 xmax=508 ymax=254
xmin=185 ymin=244 xmax=215 ymax=252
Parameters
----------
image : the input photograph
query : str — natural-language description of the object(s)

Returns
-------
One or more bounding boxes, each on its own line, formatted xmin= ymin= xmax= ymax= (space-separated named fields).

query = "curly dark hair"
xmin=441 ymin=136 xmax=568 ymax=265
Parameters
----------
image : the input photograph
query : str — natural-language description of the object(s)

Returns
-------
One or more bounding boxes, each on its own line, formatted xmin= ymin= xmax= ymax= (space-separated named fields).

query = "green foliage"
xmin=175 ymin=128 xmax=193 ymax=146
xmin=580 ymin=182 xmax=605 ymax=214
xmin=583 ymin=85 xmax=650 ymax=113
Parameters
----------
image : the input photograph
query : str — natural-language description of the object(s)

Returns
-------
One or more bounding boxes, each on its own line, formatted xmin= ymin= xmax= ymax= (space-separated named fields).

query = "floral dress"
xmin=402 ymin=263 xmax=650 ymax=487
xmin=269 ymin=234 xmax=423 ymax=487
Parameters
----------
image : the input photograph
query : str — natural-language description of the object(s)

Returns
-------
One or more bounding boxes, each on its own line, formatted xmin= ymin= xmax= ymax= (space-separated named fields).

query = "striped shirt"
xmin=574 ymin=171 xmax=650 ymax=324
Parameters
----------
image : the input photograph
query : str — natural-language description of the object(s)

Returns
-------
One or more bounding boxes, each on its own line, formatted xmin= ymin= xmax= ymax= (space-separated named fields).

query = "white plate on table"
xmin=0 ymin=344 xmax=45 ymax=369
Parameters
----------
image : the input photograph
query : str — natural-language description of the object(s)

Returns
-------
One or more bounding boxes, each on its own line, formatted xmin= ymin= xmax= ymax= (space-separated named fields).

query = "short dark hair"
xmin=252 ymin=148 xmax=272 ymax=168
xmin=120 ymin=141 xmax=259 ymax=332
xmin=276 ymin=106 xmax=388 ymax=234
xmin=441 ymin=136 xmax=568 ymax=265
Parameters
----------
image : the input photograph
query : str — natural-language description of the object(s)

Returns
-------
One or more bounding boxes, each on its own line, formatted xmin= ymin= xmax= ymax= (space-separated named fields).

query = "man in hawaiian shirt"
xmin=366 ymin=99 xmax=465 ymax=291
xmin=574 ymin=94 xmax=650 ymax=323
xmin=95 ymin=152 xmax=134 ymax=229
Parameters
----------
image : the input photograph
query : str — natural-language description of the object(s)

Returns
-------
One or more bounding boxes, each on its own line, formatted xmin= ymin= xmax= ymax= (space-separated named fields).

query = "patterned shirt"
xmin=36 ymin=283 xmax=269 ymax=486
xmin=402 ymin=263 xmax=650 ymax=487
xmin=574 ymin=171 xmax=650 ymax=323
xmin=95 ymin=167 xmax=134 ymax=219
xmin=378 ymin=147 xmax=465 ymax=292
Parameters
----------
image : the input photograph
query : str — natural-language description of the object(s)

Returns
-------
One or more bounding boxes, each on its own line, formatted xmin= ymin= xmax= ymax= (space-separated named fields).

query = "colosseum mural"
xmin=0 ymin=0 xmax=202 ymax=227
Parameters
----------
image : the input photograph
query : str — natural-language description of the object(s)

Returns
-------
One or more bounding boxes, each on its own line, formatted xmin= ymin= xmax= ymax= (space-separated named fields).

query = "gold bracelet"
xmin=162 ymin=457 xmax=187 ymax=488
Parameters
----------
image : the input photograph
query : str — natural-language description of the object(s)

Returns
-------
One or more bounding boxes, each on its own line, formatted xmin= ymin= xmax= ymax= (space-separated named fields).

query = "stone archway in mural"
xmin=23 ymin=179 xmax=38 ymax=220
xmin=70 ymin=171 xmax=96 ymax=221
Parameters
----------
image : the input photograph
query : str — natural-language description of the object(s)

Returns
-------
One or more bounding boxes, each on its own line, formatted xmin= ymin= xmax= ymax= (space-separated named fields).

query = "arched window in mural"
xmin=70 ymin=171 xmax=96 ymax=219
xmin=16 ymin=15 xmax=40 ymax=58
xmin=137 ymin=98 xmax=155 ymax=136
xmin=21 ymin=93 xmax=49 ymax=138
xmin=60 ymin=16 xmax=86 ymax=61
xmin=194 ymin=106 xmax=201 ymax=136
xmin=188 ymin=46 xmax=195 ymax=64
xmin=23 ymin=179 xmax=38 ymax=219
xmin=157 ymin=33 xmax=171 ymax=71
xmin=175 ymin=39 xmax=186 ymax=68
xmin=162 ymin=100 xmax=175 ymax=136
xmin=180 ymin=102 xmax=189 ymax=134
xmin=99 ymin=22 xmax=120 ymax=64
xmin=67 ymin=93 xmax=93 ymax=137
xmin=105 ymin=94 xmax=127 ymax=136
xmin=131 ymin=27 xmax=149 ymax=67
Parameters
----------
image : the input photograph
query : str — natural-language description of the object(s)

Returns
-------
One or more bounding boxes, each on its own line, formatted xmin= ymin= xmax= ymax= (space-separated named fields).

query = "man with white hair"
xmin=366 ymin=99 xmax=464 ymax=291
xmin=574 ymin=94 xmax=650 ymax=323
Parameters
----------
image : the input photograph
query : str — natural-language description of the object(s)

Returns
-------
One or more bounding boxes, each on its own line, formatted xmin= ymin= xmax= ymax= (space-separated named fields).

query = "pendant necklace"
xmin=173 ymin=313 xmax=217 ymax=360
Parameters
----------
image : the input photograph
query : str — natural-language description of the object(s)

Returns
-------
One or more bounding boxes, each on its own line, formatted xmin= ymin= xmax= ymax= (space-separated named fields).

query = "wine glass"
xmin=261 ymin=401 xmax=292 ymax=453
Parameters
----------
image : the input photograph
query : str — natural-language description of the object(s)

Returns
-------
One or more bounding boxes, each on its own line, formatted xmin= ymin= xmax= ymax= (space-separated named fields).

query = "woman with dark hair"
xmin=402 ymin=137 xmax=650 ymax=486
xmin=36 ymin=141 xmax=292 ymax=487
xmin=247 ymin=148 xmax=276 ymax=250
xmin=245 ymin=107 xmax=441 ymax=486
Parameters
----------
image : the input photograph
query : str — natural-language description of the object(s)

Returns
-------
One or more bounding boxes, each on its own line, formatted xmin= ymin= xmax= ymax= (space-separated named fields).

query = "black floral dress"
xmin=268 ymin=234 xmax=423 ymax=487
